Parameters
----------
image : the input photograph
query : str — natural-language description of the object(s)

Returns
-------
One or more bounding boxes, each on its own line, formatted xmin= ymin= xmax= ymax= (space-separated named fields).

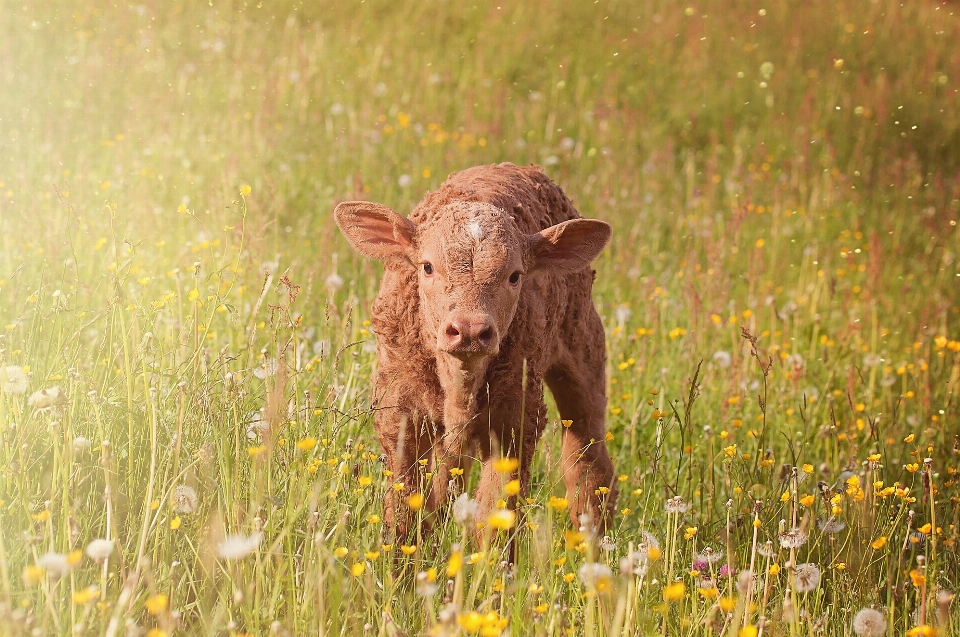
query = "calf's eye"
xmin=508 ymin=271 xmax=521 ymax=285
xmin=422 ymin=263 xmax=434 ymax=275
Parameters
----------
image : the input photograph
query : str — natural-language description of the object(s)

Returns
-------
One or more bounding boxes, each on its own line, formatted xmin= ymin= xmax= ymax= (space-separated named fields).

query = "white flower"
xmin=665 ymin=496 xmax=690 ymax=514
xmin=817 ymin=517 xmax=847 ymax=534
xmin=778 ymin=527 xmax=808 ymax=549
xmin=73 ymin=436 xmax=92 ymax=453
xmin=793 ymin=562 xmax=821 ymax=593
xmin=577 ymin=562 xmax=613 ymax=591
xmin=252 ymin=359 xmax=278 ymax=380
xmin=452 ymin=493 xmax=479 ymax=526
xmin=325 ymin=273 xmax=344 ymax=292
xmin=37 ymin=552 xmax=72 ymax=578
xmin=246 ymin=411 xmax=269 ymax=441
xmin=2 ymin=366 xmax=29 ymax=394
xmin=173 ymin=485 xmax=199 ymax=515
xmin=615 ymin=305 xmax=631 ymax=324
xmin=85 ymin=539 xmax=114 ymax=562
xmin=217 ymin=532 xmax=263 ymax=560
xmin=862 ymin=353 xmax=882 ymax=367
xmin=28 ymin=386 xmax=64 ymax=409
xmin=852 ymin=608 xmax=887 ymax=637
xmin=397 ymin=174 xmax=412 ymax=188
xmin=619 ymin=550 xmax=649 ymax=578
xmin=712 ymin=350 xmax=732 ymax=368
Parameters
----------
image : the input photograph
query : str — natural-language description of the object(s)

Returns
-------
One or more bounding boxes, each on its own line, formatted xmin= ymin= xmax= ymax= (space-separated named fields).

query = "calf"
xmin=334 ymin=163 xmax=616 ymax=540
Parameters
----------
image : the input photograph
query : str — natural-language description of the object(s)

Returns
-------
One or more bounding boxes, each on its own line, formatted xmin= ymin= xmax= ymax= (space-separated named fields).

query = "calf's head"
xmin=335 ymin=200 xmax=610 ymax=374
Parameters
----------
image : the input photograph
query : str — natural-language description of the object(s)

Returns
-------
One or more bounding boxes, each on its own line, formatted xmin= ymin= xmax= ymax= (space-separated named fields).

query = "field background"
xmin=1 ymin=0 xmax=959 ymax=635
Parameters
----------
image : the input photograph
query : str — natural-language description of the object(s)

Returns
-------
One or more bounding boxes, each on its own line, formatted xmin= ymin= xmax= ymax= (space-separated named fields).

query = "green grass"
xmin=1 ymin=0 xmax=959 ymax=635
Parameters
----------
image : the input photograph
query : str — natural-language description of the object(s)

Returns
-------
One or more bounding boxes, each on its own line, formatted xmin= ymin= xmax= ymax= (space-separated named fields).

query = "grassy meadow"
xmin=2 ymin=0 xmax=960 ymax=635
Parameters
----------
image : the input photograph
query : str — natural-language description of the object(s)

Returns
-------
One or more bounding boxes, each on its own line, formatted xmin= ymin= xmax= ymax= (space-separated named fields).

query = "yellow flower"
xmin=780 ymin=490 xmax=790 ymax=502
xmin=548 ymin=496 xmax=569 ymax=511
xmin=400 ymin=545 xmax=417 ymax=555
xmin=407 ymin=493 xmax=425 ymax=511
xmin=449 ymin=467 xmax=464 ymax=477
xmin=906 ymin=463 xmax=919 ymax=473
xmin=799 ymin=494 xmax=815 ymax=507
xmin=871 ymin=536 xmax=888 ymax=550
xmin=648 ymin=547 xmax=663 ymax=561
xmin=31 ymin=510 xmax=51 ymax=522
xmin=357 ymin=475 xmax=372 ymax=487
xmin=145 ymin=593 xmax=168 ymax=615
xmin=367 ymin=515 xmax=381 ymax=525
xmin=297 ymin=437 xmax=317 ymax=451
xmin=719 ymin=596 xmax=737 ymax=612
xmin=73 ymin=586 xmax=99 ymax=605
xmin=67 ymin=550 xmax=83 ymax=567
xmin=504 ymin=479 xmax=521 ymax=496
xmin=248 ymin=445 xmax=267 ymax=456
xmin=446 ymin=550 xmax=463 ymax=577
xmin=802 ymin=464 xmax=814 ymax=474
xmin=909 ymin=569 xmax=926 ymax=587
xmin=561 ymin=419 xmax=573 ymax=428
xmin=486 ymin=509 xmax=516 ymax=530
xmin=698 ymin=587 xmax=719 ymax=599
xmin=684 ymin=527 xmax=698 ymax=540
xmin=22 ymin=565 xmax=44 ymax=585
xmin=493 ymin=457 xmax=519 ymax=473
xmin=906 ymin=626 xmax=937 ymax=637
xmin=917 ymin=523 xmax=932 ymax=535
xmin=351 ymin=563 xmax=366 ymax=577
xmin=739 ymin=626 xmax=758 ymax=637
xmin=333 ymin=547 xmax=348 ymax=558
xmin=170 ymin=516 xmax=182 ymax=530
xmin=365 ymin=551 xmax=380 ymax=560
xmin=458 ymin=611 xmax=483 ymax=633
xmin=769 ymin=564 xmax=781 ymax=576
xmin=724 ymin=444 xmax=737 ymax=458
xmin=904 ymin=433 xmax=915 ymax=443
xmin=663 ymin=582 xmax=685 ymax=601
xmin=534 ymin=603 xmax=548 ymax=613
xmin=240 ymin=184 xmax=252 ymax=196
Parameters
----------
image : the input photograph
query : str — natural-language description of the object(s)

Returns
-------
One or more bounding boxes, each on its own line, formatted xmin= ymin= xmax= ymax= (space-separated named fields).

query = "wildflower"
xmin=400 ymin=545 xmax=417 ymax=555
xmin=737 ymin=569 xmax=756 ymax=595
xmin=663 ymin=581 xmax=685 ymax=601
xmin=407 ymin=493 xmax=425 ymax=511
xmin=665 ymin=496 xmax=690 ymax=514
xmin=578 ymin=562 xmax=613 ymax=592
xmin=548 ymin=496 xmax=569 ymax=511
xmin=216 ymin=532 xmax=263 ymax=560
xmin=397 ymin=174 xmax=412 ymax=188
xmin=73 ymin=436 xmax=92 ymax=452
xmin=37 ymin=552 xmax=72 ymax=578
xmin=757 ymin=540 xmax=776 ymax=558
xmin=85 ymin=539 xmax=114 ymax=563
xmin=719 ymin=596 xmax=737 ymax=612
xmin=599 ymin=536 xmax=616 ymax=551
xmin=324 ymin=273 xmax=344 ymax=292
xmin=351 ymin=563 xmax=366 ymax=577
xmin=415 ymin=569 xmax=438 ymax=596
xmin=740 ymin=625 xmax=759 ymax=637
xmin=905 ymin=627 xmax=936 ymax=637
xmin=22 ymin=565 xmax=44 ymax=586
xmin=712 ymin=350 xmax=732 ymax=368
xmin=2 ymin=366 xmax=28 ymax=394
xmin=504 ymin=479 xmax=520 ymax=496
xmin=28 ymin=386 xmax=64 ymax=409
xmin=909 ymin=569 xmax=926 ymax=587
xmin=698 ymin=584 xmax=719 ymax=599
xmin=73 ymin=585 xmax=99 ymax=605
xmin=817 ymin=517 xmax=847 ymax=534
xmin=793 ymin=563 xmax=821 ymax=593
xmin=145 ymin=593 xmax=168 ymax=614
xmin=619 ymin=550 xmax=649 ymax=577
xmin=852 ymin=608 xmax=887 ymax=637
xmin=173 ymin=485 xmax=199 ymax=515
xmin=778 ymin=527 xmax=808 ymax=549
xmin=684 ymin=526 xmax=698 ymax=540
xmin=296 ymin=437 xmax=318 ymax=451
xmin=240 ymin=184 xmax=252 ymax=196
xmin=252 ymin=358 xmax=278 ymax=380
xmin=453 ymin=493 xmax=479 ymax=525
xmin=245 ymin=411 xmax=269 ymax=440
xmin=486 ymin=509 xmax=516 ymax=531
xmin=446 ymin=547 xmax=463 ymax=577
xmin=493 ymin=457 xmax=518 ymax=473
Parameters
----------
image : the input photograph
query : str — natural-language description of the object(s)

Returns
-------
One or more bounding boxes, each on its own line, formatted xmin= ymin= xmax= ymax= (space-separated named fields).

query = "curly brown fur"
xmin=334 ymin=163 xmax=617 ymax=553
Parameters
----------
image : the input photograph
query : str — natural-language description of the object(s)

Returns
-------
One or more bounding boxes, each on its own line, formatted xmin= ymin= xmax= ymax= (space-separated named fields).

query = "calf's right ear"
xmin=334 ymin=201 xmax=416 ymax=260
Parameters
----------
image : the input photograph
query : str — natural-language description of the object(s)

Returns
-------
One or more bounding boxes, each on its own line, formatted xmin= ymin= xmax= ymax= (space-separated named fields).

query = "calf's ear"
xmin=334 ymin=201 xmax=416 ymax=260
xmin=527 ymin=218 xmax=612 ymax=274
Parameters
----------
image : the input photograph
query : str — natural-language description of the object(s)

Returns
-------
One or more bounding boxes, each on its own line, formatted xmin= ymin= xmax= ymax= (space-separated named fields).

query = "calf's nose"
xmin=440 ymin=313 xmax=497 ymax=354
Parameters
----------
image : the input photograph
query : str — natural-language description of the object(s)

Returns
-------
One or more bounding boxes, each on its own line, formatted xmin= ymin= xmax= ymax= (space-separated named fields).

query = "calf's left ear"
xmin=527 ymin=218 xmax=612 ymax=274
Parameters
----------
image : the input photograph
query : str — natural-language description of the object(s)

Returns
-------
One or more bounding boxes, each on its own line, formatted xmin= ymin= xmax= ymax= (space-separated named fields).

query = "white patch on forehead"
xmin=466 ymin=221 xmax=485 ymax=240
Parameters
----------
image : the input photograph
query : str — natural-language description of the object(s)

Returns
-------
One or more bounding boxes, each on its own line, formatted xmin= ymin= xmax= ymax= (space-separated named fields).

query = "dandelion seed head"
xmin=737 ymin=569 xmax=756 ymax=595
xmin=452 ymin=492 xmax=479 ymax=525
xmin=173 ymin=484 xmax=199 ymax=515
xmin=778 ymin=527 xmax=808 ymax=549
xmin=2 ymin=365 xmax=29 ymax=394
xmin=325 ymin=273 xmax=344 ymax=292
xmin=712 ymin=350 xmax=732 ymax=368
xmin=217 ymin=531 xmax=263 ymax=560
xmin=28 ymin=386 xmax=64 ymax=409
xmin=577 ymin=562 xmax=613 ymax=591
xmin=73 ymin=436 xmax=91 ymax=453
xmin=665 ymin=496 xmax=690 ymax=514
xmin=757 ymin=540 xmax=777 ymax=558
xmin=37 ymin=552 xmax=72 ymax=578
xmin=793 ymin=562 xmax=821 ymax=593
xmin=852 ymin=608 xmax=887 ymax=637
xmin=85 ymin=539 xmax=114 ymax=562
